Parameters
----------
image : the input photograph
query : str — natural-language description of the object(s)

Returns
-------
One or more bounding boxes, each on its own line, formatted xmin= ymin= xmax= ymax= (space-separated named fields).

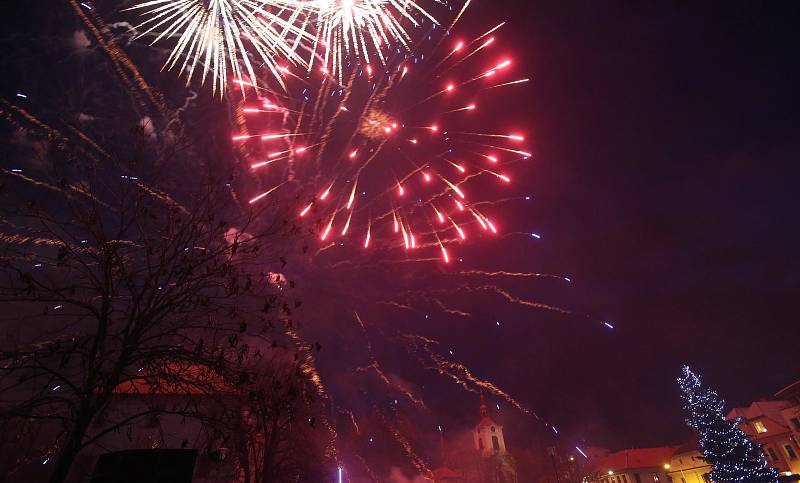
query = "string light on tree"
xmin=677 ymin=366 xmax=778 ymax=483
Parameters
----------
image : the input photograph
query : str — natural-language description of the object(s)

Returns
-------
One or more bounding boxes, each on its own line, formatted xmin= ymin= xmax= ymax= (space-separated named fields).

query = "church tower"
xmin=473 ymin=393 xmax=508 ymax=457
xmin=470 ymin=393 xmax=518 ymax=483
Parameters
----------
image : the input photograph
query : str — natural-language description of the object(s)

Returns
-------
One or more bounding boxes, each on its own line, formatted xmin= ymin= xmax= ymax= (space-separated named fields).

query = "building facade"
xmin=584 ymin=447 xmax=676 ymax=483
xmin=472 ymin=393 xmax=518 ymax=483
xmin=777 ymin=379 xmax=800 ymax=474
xmin=727 ymin=400 xmax=800 ymax=478
xmin=434 ymin=394 xmax=518 ymax=483
xmin=666 ymin=441 xmax=711 ymax=483
xmin=581 ymin=378 xmax=800 ymax=483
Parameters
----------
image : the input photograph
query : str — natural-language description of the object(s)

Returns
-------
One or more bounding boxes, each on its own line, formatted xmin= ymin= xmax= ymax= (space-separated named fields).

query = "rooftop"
xmin=727 ymin=400 xmax=793 ymax=437
xmin=672 ymin=439 xmax=701 ymax=456
xmin=590 ymin=447 xmax=678 ymax=474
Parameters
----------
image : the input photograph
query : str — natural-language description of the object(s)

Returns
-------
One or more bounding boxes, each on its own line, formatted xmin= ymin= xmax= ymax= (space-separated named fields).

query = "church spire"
xmin=479 ymin=391 xmax=488 ymax=418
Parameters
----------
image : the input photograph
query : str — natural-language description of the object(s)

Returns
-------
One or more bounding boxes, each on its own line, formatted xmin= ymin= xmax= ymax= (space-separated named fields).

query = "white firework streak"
xmin=125 ymin=0 xmax=315 ymax=93
xmin=307 ymin=0 xmax=438 ymax=81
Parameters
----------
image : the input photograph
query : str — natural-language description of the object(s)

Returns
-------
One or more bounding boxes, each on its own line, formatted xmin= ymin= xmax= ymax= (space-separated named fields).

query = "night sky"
xmin=2 ymin=0 xmax=800 ymax=464
xmin=491 ymin=1 xmax=800 ymax=449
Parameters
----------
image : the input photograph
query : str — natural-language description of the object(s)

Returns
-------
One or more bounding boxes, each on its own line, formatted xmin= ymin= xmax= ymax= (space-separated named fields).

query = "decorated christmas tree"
xmin=678 ymin=366 xmax=778 ymax=483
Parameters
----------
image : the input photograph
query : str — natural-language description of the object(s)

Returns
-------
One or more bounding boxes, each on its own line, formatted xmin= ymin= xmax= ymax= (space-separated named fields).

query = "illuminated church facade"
xmin=433 ymin=394 xmax=519 ymax=483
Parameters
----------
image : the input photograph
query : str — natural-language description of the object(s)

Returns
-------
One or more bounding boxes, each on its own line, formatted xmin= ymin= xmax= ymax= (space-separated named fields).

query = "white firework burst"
xmin=126 ymin=0 xmax=314 ymax=93
xmin=308 ymin=0 xmax=438 ymax=81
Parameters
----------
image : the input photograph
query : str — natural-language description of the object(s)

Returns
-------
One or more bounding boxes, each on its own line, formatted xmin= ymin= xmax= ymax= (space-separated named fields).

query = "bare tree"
xmin=0 ymin=4 xmax=333 ymax=479
xmin=0 ymin=111 xmax=291 ymax=482
xmin=218 ymin=350 xmax=330 ymax=483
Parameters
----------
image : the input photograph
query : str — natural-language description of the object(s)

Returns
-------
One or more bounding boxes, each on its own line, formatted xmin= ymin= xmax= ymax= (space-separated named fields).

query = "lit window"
xmin=766 ymin=447 xmax=779 ymax=462
xmin=753 ymin=420 xmax=768 ymax=433
xmin=492 ymin=436 xmax=500 ymax=451
xmin=785 ymin=445 xmax=798 ymax=461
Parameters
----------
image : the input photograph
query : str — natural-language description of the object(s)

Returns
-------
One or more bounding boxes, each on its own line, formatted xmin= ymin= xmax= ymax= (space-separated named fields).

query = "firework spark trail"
xmin=0 ymin=175 xmax=168 ymax=252
xmin=232 ymin=96 xmax=252 ymax=150
xmin=166 ymin=90 xmax=199 ymax=133
xmin=125 ymin=0 xmax=314 ymax=93
xmin=64 ymin=125 xmax=113 ymax=160
xmin=400 ymin=333 xmax=538 ymax=419
xmin=458 ymin=270 xmax=570 ymax=282
xmin=285 ymin=328 xmax=327 ymax=397
xmin=289 ymin=102 xmax=310 ymax=179
xmin=472 ymin=21 xmax=506 ymax=43
xmin=430 ymin=298 xmax=471 ymax=317
xmin=324 ymin=256 xmax=443 ymax=272
xmin=379 ymin=293 xmax=472 ymax=318
xmin=439 ymin=0 xmax=471 ymax=41
xmin=317 ymin=69 xmax=399 ymax=181
xmin=465 ymin=285 xmax=577 ymax=316
xmin=400 ymin=333 xmax=475 ymax=393
xmin=312 ymin=70 xmax=359 ymax=167
xmin=354 ymin=312 xmax=428 ymax=409
xmin=203 ymin=2 xmax=591 ymax=462
xmin=374 ymin=257 xmax=443 ymax=266
xmin=9 ymin=3 xmax=599 ymax=473
xmin=69 ymin=0 xmax=169 ymax=118
xmin=247 ymin=181 xmax=288 ymax=204
xmin=310 ymin=76 xmax=335 ymax=138
xmin=462 ymin=141 xmax=532 ymax=158
xmin=352 ymin=450 xmax=380 ymax=482
xmin=470 ymin=195 xmax=529 ymax=208
xmin=369 ymin=166 xmax=489 ymax=224
xmin=0 ymin=233 xmax=72 ymax=248
xmin=338 ymin=406 xmax=360 ymax=434
xmin=133 ymin=182 xmax=191 ymax=215
xmin=236 ymin=20 xmax=533 ymax=265
xmin=285 ymin=328 xmax=339 ymax=458
xmin=437 ymin=22 xmax=504 ymax=75
xmin=355 ymin=361 xmax=428 ymax=410
xmin=0 ymin=229 xmax=140 ymax=252
xmin=1 ymin=169 xmax=114 ymax=210
xmin=1 ymin=169 xmax=78 ymax=196
xmin=346 ymin=73 xmax=397 ymax=150
xmin=1 ymin=100 xmax=152 ymax=186
xmin=0 ymin=102 xmax=91 ymax=158
xmin=315 ymin=241 xmax=337 ymax=256
xmin=376 ymin=300 xmax=414 ymax=311
xmin=375 ymin=407 xmax=435 ymax=481
xmin=484 ymin=78 xmax=530 ymax=90
xmin=308 ymin=0 xmax=439 ymax=82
